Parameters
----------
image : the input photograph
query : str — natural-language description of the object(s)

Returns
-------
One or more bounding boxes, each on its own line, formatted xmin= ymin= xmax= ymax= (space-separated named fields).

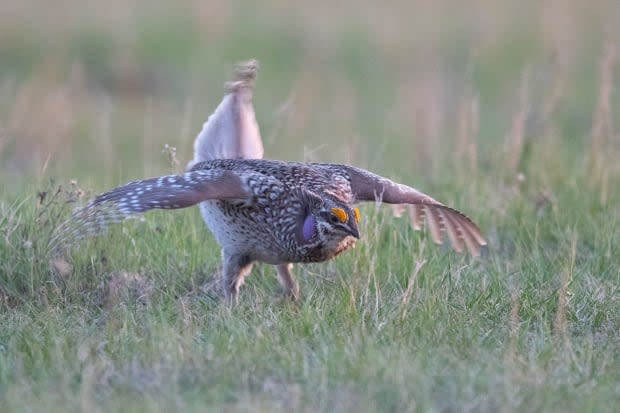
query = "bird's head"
xmin=298 ymin=191 xmax=360 ymax=256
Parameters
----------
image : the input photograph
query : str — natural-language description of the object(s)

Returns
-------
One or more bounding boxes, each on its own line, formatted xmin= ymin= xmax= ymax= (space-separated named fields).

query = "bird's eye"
xmin=329 ymin=214 xmax=340 ymax=224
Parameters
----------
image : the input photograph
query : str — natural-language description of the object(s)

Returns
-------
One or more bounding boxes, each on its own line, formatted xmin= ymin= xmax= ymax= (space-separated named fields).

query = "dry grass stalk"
xmin=456 ymin=92 xmax=479 ymax=175
xmin=505 ymin=68 xmax=530 ymax=175
xmin=542 ymin=56 xmax=567 ymax=130
xmin=395 ymin=65 xmax=444 ymax=174
xmin=177 ymin=297 xmax=193 ymax=329
xmin=400 ymin=259 xmax=426 ymax=320
xmin=504 ymin=285 xmax=522 ymax=368
xmin=509 ymin=288 xmax=521 ymax=343
xmin=554 ymin=231 xmax=577 ymax=341
xmin=589 ymin=44 xmax=616 ymax=189
xmin=0 ymin=127 xmax=6 ymax=156
xmin=162 ymin=143 xmax=181 ymax=172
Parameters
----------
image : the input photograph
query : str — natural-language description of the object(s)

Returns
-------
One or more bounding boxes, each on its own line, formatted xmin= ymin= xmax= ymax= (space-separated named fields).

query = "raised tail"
xmin=189 ymin=59 xmax=264 ymax=168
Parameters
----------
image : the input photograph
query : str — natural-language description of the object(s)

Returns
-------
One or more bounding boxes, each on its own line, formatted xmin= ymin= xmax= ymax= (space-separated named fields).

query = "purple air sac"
xmin=302 ymin=215 xmax=316 ymax=241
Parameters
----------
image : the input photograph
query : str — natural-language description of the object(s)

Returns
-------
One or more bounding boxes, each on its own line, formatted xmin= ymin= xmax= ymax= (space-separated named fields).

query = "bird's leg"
xmin=276 ymin=263 xmax=299 ymax=300
xmin=222 ymin=253 xmax=253 ymax=304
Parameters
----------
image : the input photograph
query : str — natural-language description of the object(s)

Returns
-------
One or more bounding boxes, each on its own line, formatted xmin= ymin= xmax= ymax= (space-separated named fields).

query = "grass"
xmin=1 ymin=1 xmax=619 ymax=412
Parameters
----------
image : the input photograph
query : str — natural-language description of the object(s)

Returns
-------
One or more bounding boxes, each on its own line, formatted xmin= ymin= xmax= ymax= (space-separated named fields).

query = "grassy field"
xmin=1 ymin=1 xmax=619 ymax=411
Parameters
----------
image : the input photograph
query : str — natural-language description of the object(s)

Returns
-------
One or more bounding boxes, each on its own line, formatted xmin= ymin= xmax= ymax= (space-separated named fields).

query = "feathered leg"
xmin=222 ymin=252 xmax=254 ymax=304
xmin=276 ymin=263 xmax=299 ymax=300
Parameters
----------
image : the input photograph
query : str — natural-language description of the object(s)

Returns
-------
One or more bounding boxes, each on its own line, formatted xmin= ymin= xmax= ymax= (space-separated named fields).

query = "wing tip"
xmin=406 ymin=203 xmax=487 ymax=257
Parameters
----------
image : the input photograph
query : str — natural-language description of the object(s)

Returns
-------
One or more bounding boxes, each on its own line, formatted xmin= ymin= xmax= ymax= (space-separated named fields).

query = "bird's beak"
xmin=349 ymin=225 xmax=360 ymax=239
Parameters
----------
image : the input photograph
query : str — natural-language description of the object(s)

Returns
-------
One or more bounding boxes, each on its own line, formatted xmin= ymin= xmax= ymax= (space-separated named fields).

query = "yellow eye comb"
xmin=353 ymin=207 xmax=360 ymax=223
xmin=330 ymin=207 xmax=348 ymax=223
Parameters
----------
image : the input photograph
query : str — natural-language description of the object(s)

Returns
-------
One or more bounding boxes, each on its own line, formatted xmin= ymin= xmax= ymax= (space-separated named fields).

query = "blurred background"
xmin=0 ymin=0 xmax=618 ymax=196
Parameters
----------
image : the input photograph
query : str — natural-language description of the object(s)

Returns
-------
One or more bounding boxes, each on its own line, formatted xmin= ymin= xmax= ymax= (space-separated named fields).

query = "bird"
xmin=53 ymin=60 xmax=486 ymax=303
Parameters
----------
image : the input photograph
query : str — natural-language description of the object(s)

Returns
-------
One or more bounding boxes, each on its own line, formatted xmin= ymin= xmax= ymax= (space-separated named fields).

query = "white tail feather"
xmin=190 ymin=59 xmax=263 ymax=167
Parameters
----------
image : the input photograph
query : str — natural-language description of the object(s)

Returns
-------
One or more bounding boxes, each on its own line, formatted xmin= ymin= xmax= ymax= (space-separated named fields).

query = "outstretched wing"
xmin=50 ymin=169 xmax=250 ymax=250
xmin=189 ymin=59 xmax=263 ymax=166
xmin=343 ymin=166 xmax=487 ymax=256
xmin=90 ymin=169 xmax=248 ymax=212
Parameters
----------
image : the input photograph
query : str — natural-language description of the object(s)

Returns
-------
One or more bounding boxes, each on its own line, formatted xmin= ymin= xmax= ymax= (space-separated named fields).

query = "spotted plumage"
xmin=53 ymin=60 xmax=486 ymax=303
